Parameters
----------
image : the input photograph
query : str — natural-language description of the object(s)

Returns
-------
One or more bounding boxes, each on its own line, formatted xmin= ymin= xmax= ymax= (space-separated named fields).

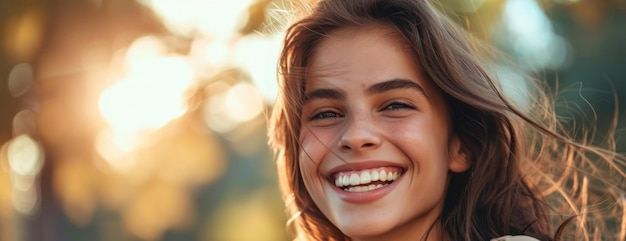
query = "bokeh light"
xmin=3 ymin=134 xmax=44 ymax=216
xmin=204 ymin=82 xmax=266 ymax=133
xmin=446 ymin=0 xmax=487 ymax=13
xmin=498 ymin=0 xmax=570 ymax=70
xmin=11 ymin=183 xmax=38 ymax=215
xmin=7 ymin=63 xmax=34 ymax=97
xmin=99 ymin=55 xmax=194 ymax=136
xmin=234 ymin=34 xmax=282 ymax=102
xmin=138 ymin=0 xmax=254 ymax=37
xmin=94 ymin=128 xmax=137 ymax=172
xmin=7 ymin=134 xmax=43 ymax=178
xmin=3 ymin=8 xmax=44 ymax=61
xmin=12 ymin=110 xmax=38 ymax=137
xmin=0 ymin=0 xmax=624 ymax=240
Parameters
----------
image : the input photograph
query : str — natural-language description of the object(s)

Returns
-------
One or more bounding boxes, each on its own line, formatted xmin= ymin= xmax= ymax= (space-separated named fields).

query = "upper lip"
xmin=325 ymin=160 xmax=406 ymax=178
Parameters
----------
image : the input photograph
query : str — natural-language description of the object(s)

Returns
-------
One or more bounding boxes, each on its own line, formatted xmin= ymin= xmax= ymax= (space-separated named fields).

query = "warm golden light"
xmin=203 ymin=37 xmax=231 ymax=67
xmin=208 ymin=190 xmax=286 ymax=241
xmin=94 ymin=128 xmax=136 ymax=172
xmin=12 ymin=184 xmax=37 ymax=215
xmin=99 ymin=55 xmax=194 ymax=135
xmin=195 ymin=0 xmax=252 ymax=37
xmin=12 ymin=109 xmax=37 ymax=137
xmin=234 ymin=34 xmax=282 ymax=102
xmin=7 ymin=63 xmax=34 ymax=97
xmin=225 ymin=82 xmax=264 ymax=123
xmin=204 ymin=82 xmax=264 ymax=132
xmin=4 ymin=9 xmax=44 ymax=61
xmin=0 ymin=162 xmax=11 ymax=215
xmin=122 ymin=182 xmax=193 ymax=241
xmin=7 ymin=134 xmax=43 ymax=178
xmin=53 ymin=159 xmax=99 ymax=226
xmin=204 ymin=87 xmax=238 ymax=133
xmin=4 ymin=134 xmax=43 ymax=216
xmin=140 ymin=0 xmax=254 ymax=37
xmin=188 ymin=37 xmax=233 ymax=79
xmin=124 ymin=36 xmax=169 ymax=69
xmin=0 ymin=0 xmax=618 ymax=240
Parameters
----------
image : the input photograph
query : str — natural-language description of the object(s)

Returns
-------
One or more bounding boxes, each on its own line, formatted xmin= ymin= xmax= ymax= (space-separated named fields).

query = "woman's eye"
xmin=382 ymin=101 xmax=416 ymax=111
xmin=309 ymin=111 xmax=343 ymax=121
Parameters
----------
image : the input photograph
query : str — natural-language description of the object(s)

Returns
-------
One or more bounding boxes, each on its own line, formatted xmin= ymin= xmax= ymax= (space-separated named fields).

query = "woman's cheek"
xmin=299 ymin=128 xmax=334 ymax=162
xmin=298 ymin=130 xmax=331 ymax=195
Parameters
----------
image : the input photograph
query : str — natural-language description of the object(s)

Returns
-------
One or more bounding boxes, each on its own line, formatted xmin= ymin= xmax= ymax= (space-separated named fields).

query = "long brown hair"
xmin=268 ymin=0 xmax=626 ymax=240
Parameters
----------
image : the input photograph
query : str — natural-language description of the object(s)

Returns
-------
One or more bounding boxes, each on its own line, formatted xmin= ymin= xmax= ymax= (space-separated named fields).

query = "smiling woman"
xmin=268 ymin=0 xmax=626 ymax=241
xmin=298 ymin=25 xmax=468 ymax=240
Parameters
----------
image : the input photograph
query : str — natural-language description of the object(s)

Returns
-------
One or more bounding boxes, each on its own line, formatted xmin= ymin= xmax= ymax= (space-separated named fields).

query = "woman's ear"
xmin=448 ymin=136 xmax=470 ymax=173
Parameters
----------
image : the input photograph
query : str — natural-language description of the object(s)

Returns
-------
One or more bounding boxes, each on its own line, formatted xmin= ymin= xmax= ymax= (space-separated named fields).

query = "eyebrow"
xmin=367 ymin=78 xmax=426 ymax=97
xmin=302 ymin=78 xmax=426 ymax=104
xmin=303 ymin=88 xmax=345 ymax=103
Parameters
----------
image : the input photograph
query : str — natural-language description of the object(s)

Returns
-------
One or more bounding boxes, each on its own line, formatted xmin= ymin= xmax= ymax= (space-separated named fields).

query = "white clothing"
xmin=491 ymin=235 xmax=540 ymax=241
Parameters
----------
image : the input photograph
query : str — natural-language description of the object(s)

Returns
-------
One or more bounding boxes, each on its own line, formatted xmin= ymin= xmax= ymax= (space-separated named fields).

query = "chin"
xmin=339 ymin=224 xmax=390 ymax=240
xmin=330 ymin=211 xmax=397 ymax=239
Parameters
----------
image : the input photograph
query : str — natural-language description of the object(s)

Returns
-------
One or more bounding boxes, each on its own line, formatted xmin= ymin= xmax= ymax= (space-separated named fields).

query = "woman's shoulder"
xmin=491 ymin=235 xmax=540 ymax=241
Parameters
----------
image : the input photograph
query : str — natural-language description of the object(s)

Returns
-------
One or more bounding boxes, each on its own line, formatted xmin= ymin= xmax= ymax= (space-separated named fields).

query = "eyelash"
xmin=306 ymin=101 xmax=416 ymax=121
xmin=382 ymin=101 xmax=416 ymax=111
xmin=308 ymin=110 xmax=343 ymax=121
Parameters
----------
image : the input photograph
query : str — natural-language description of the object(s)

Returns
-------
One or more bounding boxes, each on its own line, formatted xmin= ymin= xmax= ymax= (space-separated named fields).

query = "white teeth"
xmin=360 ymin=172 xmax=371 ymax=184
xmin=334 ymin=168 xmax=402 ymax=189
xmin=371 ymin=171 xmax=379 ymax=181
xmin=342 ymin=175 xmax=350 ymax=186
xmin=345 ymin=183 xmax=389 ymax=192
xmin=349 ymin=173 xmax=360 ymax=186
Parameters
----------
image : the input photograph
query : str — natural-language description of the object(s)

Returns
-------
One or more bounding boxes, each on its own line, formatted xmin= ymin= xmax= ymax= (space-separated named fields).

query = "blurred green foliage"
xmin=0 ymin=0 xmax=624 ymax=241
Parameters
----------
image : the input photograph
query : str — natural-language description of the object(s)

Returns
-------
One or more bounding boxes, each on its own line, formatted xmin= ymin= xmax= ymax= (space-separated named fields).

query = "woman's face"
xmin=298 ymin=26 xmax=469 ymax=241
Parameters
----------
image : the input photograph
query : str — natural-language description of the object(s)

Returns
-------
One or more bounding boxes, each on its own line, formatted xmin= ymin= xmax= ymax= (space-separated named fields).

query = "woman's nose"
xmin=337 ymin=116 xmax=381 ymax=151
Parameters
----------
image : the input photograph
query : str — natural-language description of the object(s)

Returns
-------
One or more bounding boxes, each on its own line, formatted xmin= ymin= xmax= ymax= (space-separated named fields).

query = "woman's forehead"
xmin=303 ymin=25 xmax=426 ymax=92
xmin=312 ymin=24 xmax=408 ymax=59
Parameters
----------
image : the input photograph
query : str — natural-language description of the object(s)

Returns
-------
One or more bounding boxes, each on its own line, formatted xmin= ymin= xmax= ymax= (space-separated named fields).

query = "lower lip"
xmin=332 ymin=177 xmax=401 ymax=204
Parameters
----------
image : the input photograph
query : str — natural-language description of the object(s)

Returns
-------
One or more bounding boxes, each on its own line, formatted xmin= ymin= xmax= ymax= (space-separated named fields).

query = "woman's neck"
xmin=351 ymin=217 xmax=443 ymax=241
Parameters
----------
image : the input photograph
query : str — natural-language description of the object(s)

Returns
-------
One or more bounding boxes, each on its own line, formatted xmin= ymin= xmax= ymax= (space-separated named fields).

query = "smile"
xmin=333 ymin=168 xmax=403 ymax=192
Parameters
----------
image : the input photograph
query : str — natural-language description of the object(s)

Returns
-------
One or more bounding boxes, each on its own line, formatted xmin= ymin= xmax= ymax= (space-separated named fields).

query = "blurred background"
xmin=0 ymin=0 xmax=624 ymax=240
